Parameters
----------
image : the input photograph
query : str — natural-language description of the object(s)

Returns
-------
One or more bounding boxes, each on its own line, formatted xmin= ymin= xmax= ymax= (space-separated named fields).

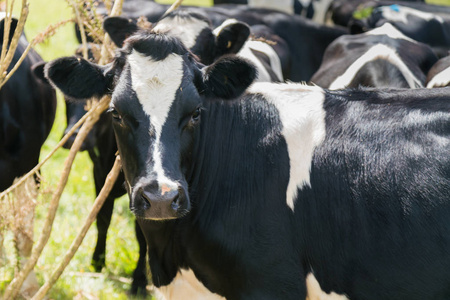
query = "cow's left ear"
xmin=214 ymin=20 xmax=250 ymax=56
xmin=0 ymin=17 xmax=18 ymax=46
xmin=202 ymin=55 xmax=257 ymax=99
xmin=103 ymin=16 xmax=139 ymax=48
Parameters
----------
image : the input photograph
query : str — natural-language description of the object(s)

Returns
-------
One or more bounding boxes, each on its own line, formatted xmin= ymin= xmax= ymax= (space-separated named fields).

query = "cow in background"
xmin=426 ymin=54 xmax=450 ymax=88
xmin=310 ymin=23 xmax=437 ymax=89
xmin=348 ymin=3 xmax=450 ymax=58
xmin=0 ymin=16 xmax=56 ymax=191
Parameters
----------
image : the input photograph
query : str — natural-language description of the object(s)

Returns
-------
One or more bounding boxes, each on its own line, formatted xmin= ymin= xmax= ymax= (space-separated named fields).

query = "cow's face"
xmin=109 ymin=34 xmax=205 ymax=220
xmin=45 ymin=32 xmax=256 ymax=220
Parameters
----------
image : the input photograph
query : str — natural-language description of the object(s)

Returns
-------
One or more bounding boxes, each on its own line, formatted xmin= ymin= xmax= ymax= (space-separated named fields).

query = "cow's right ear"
xmin=0 ymin=17 xmax=18 ymax=46
xmin=44 ymin=56 xmax=114 ymax=100
xmin=103 ymin=16 xmax=139 ymax=48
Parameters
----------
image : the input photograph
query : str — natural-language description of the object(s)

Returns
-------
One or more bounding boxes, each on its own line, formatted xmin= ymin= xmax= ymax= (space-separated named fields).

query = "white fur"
xmin=154 ymin=269 xmax=225 ymax=300
xmin=329 ymin=43 xmax=423 ymax=90
xmin=249 ymin=82 xmax=326 ymax=211
xmin=427 ymin=66 xmax=450 ymax=88
xmin=366 ymin=23 xmax=416 ymax=43
xmin=128 ymin=50 xmax=183 ymax=189
xmin=378 ymin=5 xmax=443 ymax=25
xmin=306 ymin=273 xmax=350 ymax=300
xmin=248 ymin=0 xmax=294 ymax=14
xmin=153 ymin=15 xmax=209 ymax=49
xmin=212 ymin=18 xmax=239 ymax=36
xmin=241 ymin=40 xmax=284 ymax=82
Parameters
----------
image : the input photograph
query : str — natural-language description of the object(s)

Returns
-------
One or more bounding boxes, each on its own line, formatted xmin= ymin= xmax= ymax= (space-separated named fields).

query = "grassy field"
xmin=1 ymin=0 xmax=449 ymax=298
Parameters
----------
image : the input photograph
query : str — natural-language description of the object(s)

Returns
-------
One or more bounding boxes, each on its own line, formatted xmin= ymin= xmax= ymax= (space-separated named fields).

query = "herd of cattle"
xmin=2 ymin=0 xmax=450 ymax=299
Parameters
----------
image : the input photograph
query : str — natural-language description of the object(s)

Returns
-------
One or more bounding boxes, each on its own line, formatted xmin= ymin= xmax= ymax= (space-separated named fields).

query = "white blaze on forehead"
xmin=249 ymin=82 xmax=326 ymax=211
xmin=154 ymin=269 xmax=225 ymax=300
xmin=366 ymin=23 xmax=415 ymax=43
xmin=378 ymin=5 xmax=444 ymax=24
xmin=153 ymin=15 xmax=209 ymax=49
xmin=128 ymin=50 xmax=183 ymax=187
xmin=329 ymin=43 xmax=423 ymax=90
xmin=427 ymin=66 xmax=450 ymax=88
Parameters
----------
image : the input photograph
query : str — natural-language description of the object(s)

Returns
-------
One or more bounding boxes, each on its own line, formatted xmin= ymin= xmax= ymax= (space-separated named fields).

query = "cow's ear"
xmin=103 ymin=16 xmax=139 ymax=48
xmin=45 ymin=56 xmax=114 ymax=100
xmin=202 ymin=55 xmax=257 ymax=99
xmin=214 ymin=20 xmax=250 ymax=56
xmin=0 ymin=17 xmax=18 ymax=45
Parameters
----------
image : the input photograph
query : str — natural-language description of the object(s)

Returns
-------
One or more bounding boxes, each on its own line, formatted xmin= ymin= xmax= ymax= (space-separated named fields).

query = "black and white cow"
xmin=310 ymin=23 xmax=437 ymax=89
xmin=46 ymin=30 xmax=450 ymax=300
xmin=349 ymin=3 xmax=450 ymax=58
xmin=426 ymin=54 xmax=450 ymax=88
xmin=0 ymin=16 xmax=56 ymax=191
xmin=65 ymin=10 xmax=284 ymax=296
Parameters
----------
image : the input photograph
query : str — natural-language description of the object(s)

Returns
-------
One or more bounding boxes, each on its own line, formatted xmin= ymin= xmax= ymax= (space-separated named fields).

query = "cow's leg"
xmin=131 ymin=219 xmax=148 ymax=296
xmin=92 ymin=195 xmax=115 ymax=272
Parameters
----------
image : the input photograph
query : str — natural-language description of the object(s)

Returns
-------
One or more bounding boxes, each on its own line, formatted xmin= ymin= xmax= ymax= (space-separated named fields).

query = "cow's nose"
xmin=135 ymin=185 xmax=183 ymax=219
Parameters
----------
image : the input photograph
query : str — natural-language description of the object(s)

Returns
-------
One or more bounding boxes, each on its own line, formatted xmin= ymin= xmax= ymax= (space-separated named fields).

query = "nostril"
xmin=139 ymin=189 xmax=151 ymax=208
xmin=171 ymin=195 xmax=181 ymax=211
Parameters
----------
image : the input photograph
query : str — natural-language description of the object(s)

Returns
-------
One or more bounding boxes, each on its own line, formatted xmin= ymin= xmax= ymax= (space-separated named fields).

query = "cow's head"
xmin=104 ymin=11 xmax=251 ymax=65
xmin=45 ymin=32 xmax=256 ymax=220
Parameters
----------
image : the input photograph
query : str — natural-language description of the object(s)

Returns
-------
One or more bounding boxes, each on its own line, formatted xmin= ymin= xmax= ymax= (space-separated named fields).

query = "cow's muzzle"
xmin=131 ymin=181 xmax=189 ymax=220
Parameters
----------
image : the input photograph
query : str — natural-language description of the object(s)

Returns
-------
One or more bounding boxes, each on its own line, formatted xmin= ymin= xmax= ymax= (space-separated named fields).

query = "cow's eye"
xmin=191 ymin=108 xmax=201 ymax=123
xmin=107 ymin=107 xmax=122 ymax=121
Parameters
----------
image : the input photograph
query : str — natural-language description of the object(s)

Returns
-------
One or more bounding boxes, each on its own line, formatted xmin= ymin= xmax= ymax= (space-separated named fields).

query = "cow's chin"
xmin=132 ymin=206 xmax=190 ymax=221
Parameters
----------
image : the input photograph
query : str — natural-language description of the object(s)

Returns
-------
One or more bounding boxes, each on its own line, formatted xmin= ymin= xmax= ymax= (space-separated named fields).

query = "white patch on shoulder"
xmin=329 ymin=43 xmax=423 ymax=90
xmin=248 ymin=82 xmax=326 ymax=211
xmin=306 ymin=273 xmax=350 ymax=300
xmin=240 ymin=40 xmax=284 ymax=82
xmin=154 ymin=269 xmax=225 ymax=300
xmin=377 ymin=5 xmax=443 ymax=25
xmin=153 ymin=15 xmax=209 ymax=49
xmin=366 ymin=23 xmax=415 ymax=42
xmin=128 ymin=50 xmax=183 ymax=187
xmin=427 ymin=66 xmax=450 ymax=88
